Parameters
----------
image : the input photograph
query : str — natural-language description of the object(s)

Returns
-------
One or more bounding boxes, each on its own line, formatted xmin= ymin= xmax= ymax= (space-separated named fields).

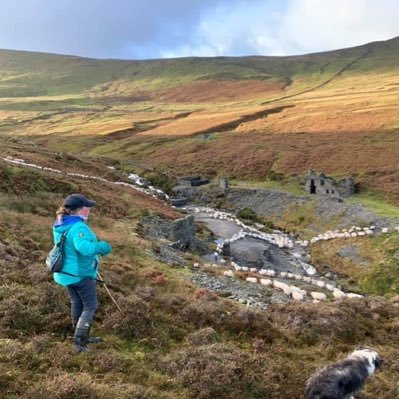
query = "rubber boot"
xmin=73 ymin=318 xmax=91 ymax=352
xmin=72 ymin=318 xmax=102 ymax=344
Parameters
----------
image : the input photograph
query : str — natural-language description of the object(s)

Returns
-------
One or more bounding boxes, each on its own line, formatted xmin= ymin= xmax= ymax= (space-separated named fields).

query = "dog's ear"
xmin=374 ymin=356 xmax=383 ymax=369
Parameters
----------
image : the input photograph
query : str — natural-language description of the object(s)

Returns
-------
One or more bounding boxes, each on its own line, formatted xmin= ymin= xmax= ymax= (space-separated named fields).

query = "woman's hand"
xmin=96 ymin=240 xmax=112 ymax=255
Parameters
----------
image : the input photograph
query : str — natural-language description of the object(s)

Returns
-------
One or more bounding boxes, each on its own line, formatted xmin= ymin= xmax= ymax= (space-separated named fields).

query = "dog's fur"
xmin=304 ymin=347 xmax=383 ymax=399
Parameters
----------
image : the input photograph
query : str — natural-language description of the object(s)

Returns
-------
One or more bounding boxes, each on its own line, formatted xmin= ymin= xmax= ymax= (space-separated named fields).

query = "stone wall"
xmin=169 ymin=215 xmax=196 ymax=248
xmin=141 ymin=214 xmax=196 ymax=250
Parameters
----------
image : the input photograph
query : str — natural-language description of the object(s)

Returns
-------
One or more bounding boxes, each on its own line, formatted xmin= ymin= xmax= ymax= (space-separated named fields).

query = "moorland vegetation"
xmin=0 ymin=37 xmax=399 ymax=398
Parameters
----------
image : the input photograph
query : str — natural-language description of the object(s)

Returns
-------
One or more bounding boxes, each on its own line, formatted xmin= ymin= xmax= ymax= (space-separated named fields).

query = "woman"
xmin=52 ymin=193 xmax=112 ymax=352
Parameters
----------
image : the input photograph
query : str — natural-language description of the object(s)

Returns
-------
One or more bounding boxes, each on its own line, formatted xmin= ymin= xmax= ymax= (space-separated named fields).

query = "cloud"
xmin=162 ymin=0 xmax=399 ymax=58
xmin=0 ymin=0 xmax=233 ymax=58
xmin=0 ymin=0 xmax=398 ymax=59
xmin=282 ymin=0 xmax=399 ymax=54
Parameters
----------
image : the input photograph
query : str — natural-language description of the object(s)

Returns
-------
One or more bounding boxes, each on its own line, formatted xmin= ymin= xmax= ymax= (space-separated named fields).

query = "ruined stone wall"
xmin=141 ymin=214 xmax=196 ymax=250
xmin=169 ymin=215 xmax=196 ymax=246
xmin=338 ymin=177 xmax=355 ymax=196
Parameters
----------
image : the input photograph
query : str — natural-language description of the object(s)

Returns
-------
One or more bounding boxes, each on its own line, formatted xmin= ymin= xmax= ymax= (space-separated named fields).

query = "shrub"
xmin=159 ymin=344 xmax=250 ymax=399
xmin=192 ymin=288 xmax=218 ymax=301
xmin=267 ymin=170 xmax=284 ymax=181
xmin=143 ymin=269 xmax=169 ymax=285
xmin=267 ymin=300 xmax=393 ymax=346
xmin=237 ymin=207 xmax=258 ymax=221
xmin=186 ymin=327 xmax=219 ymax=346
xmin=143 ymin=172 xmax=176 ymax=195
xmin=102 ymin=294 xmax=154 ymax=340
xmin=24 ymin=372 xmax=113 ymax=399
xmin=360 ymin=261 xmax=399 ymax=297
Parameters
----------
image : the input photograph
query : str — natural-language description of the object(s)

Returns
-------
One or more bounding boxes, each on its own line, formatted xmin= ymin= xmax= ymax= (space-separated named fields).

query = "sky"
xmin=0 ymin=0 xmax=398 ymax=60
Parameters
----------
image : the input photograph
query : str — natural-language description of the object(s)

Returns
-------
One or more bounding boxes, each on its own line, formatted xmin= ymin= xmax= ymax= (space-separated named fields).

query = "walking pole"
xmin=97 ymin=272 xmax=124 ymax=315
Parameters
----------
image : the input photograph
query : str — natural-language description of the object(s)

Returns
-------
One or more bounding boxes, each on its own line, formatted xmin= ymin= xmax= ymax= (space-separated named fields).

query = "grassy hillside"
xmin=0 ymin=37 xmax=398 ymax=100
xmin=0 ymin=37 xmax=399 ymax=206
xmin=1 ymin=38 xmax=399 ymax=398
xmin=1 ymin=145 xmax=399 ymax=398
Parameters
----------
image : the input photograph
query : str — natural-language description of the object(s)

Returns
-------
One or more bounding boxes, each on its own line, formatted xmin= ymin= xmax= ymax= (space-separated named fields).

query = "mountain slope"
xmin=0 ymin=37 xmax=399 ymax=204
xmin=0 ymin=36 xmax=398 ymax=99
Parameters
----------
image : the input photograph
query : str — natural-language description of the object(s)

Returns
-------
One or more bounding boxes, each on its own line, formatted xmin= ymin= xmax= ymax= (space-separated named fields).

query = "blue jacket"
xmin=52 ymin=215 xmax=111 ymax=286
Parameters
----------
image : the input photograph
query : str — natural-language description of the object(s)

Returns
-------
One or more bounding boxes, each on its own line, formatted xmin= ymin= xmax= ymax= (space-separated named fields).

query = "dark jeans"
xmin=67 ymin=278 xmax=98 ymax=324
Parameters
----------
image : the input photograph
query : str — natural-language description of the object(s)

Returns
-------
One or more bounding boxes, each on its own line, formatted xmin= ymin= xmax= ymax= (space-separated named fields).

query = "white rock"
xmin=346 ymin=293 xmax=364 ymax=299
xmin=260 ymin=278 xmax=273 ymax=286
xmin=273 ymin=280 xmax=288 ymax=290
xmin=333 ymin=290 xmax=346 ymax=299
xmin=310 ymin=292 xmax=327 ymax=301
xmin=283 ymin=286 xmax=293 ymax=295
xmin=246 ymin=277 xmax=258 ymax=283
xmin=223 ymin=270 xmax=235 ymax=277
xmin=292 ymin=291 xmax=305 ymax=301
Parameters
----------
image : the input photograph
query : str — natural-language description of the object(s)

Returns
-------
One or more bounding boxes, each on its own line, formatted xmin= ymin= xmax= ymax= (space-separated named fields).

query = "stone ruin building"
xmin=219 ymin=178 xmax=229 ymax=189
xmin=170 ymin=176 xmax=210 ymax=207
xmin=178 ymin=176 xmax=210 ymax=187
xmin=305 ymin=170 xmax=355 ymax=200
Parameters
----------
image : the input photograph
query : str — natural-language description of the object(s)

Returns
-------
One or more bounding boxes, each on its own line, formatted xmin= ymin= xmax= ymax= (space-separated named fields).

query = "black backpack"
xmin=46 ymin=227 xmax=72 ymax=273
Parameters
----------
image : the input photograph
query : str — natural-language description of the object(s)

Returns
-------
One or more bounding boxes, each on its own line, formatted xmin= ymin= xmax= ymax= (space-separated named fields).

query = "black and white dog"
xmin=304 ymin=347 xmax=383 ymax=399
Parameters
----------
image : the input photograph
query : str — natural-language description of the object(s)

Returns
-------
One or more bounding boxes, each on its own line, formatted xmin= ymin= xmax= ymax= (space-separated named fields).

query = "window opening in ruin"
xmin=332 ymin=190 xmax=335 ymax=194
xmin=320 ymin=180 xmax=325 ymax=186
xmin=310 ymin=179 xmax=316 ymax=194
xmin=326 ymin=189 xmax=329 ymax=194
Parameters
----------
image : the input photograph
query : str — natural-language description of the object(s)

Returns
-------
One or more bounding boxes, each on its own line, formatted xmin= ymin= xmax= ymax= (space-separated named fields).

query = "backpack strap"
xmin=55 ymin=224 xmax=78 ymax=278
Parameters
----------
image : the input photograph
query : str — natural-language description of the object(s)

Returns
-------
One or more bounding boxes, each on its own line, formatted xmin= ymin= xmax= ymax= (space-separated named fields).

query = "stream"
xmin=179 ymin=205 xmax=362 ymax=308
xmin=186 ymin=205 xmax=316 ymax=275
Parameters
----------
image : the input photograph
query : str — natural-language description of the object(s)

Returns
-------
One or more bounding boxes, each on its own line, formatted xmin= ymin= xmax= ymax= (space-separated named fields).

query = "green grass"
xmin=0 ymin=97 xmax=98 ymax=111
xmin=349 ymin=192 xmax=399 ymax=220
xmin=1 ymin=37 xmax=398 ymax=101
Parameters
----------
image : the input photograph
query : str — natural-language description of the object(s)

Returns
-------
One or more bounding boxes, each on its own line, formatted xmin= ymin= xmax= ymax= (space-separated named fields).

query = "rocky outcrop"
xmin=141 ymin=214 xmax=209 ymax=253
xmin=226 ymin=188 xmax=305 ymax=219
xmin=141 ymin=215 xmax=195 ymax=249
xmin=226 ymin=188 xmax=393 ymax=230
xmin=171 ymin=185 xmax=226 ymax=205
